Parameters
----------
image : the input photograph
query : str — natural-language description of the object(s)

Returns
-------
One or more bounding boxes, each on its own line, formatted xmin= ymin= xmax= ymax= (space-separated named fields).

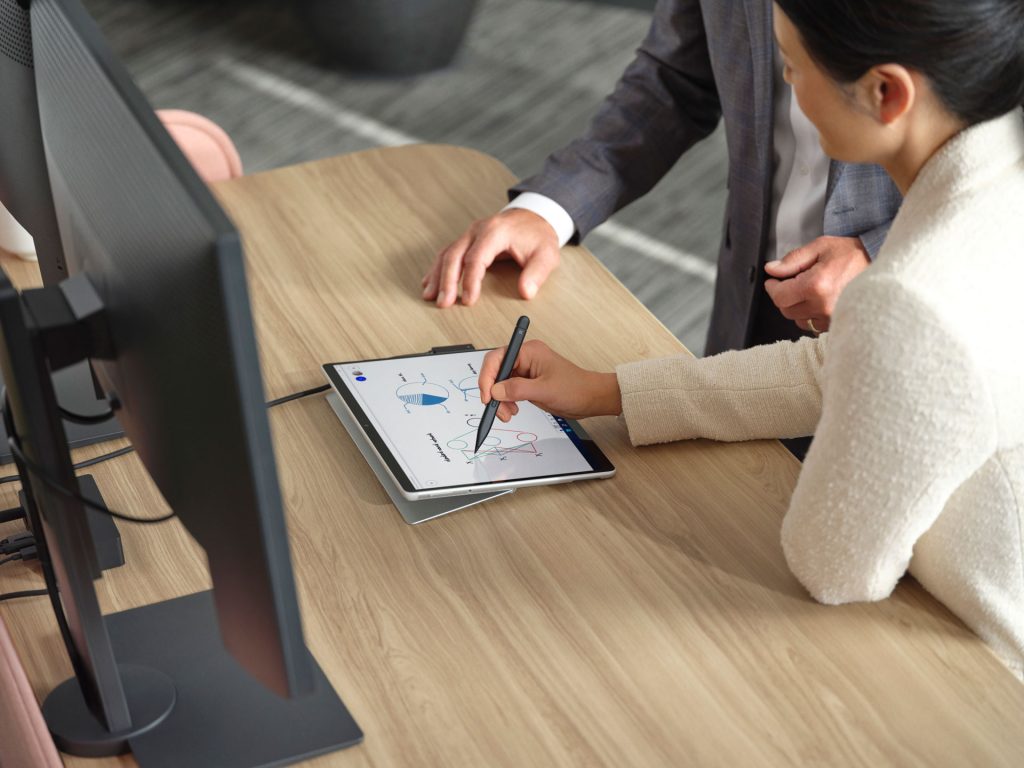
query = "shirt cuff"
xmin=502 ymin=192 xmax=575 ymax=247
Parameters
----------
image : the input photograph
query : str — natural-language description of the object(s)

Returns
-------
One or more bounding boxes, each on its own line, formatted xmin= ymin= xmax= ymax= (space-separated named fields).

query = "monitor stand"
xmin=0 ymin=358 xmax=123 ymax=464
xmin=326 ymin=392 xmax=513 ymax=525
xmin=45 ymin=590 xmax=363 ymax=768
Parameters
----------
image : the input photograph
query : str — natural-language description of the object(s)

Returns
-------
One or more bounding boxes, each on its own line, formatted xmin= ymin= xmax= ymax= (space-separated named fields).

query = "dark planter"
xmin=296 ymin=0 xmax=480 ymax=75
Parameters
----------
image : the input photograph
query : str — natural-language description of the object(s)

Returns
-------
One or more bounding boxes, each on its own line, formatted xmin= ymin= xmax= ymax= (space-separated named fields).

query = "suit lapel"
xmin=826 ymin=161 xmax=845 ymax=206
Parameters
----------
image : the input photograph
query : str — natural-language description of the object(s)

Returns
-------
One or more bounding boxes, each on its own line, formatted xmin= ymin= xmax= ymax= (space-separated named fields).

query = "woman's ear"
xmin=862 ymin=64 xmax=916 ymax=125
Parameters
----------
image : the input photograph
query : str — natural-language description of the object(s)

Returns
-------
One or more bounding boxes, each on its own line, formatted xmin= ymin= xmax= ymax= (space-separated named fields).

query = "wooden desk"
xmin=2 ymin=145 xmax=1022 ymax=767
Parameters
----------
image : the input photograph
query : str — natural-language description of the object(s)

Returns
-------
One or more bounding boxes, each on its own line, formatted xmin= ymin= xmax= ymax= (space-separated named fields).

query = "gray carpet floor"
xmin=82 ymin=0 xmax=727 ymax=355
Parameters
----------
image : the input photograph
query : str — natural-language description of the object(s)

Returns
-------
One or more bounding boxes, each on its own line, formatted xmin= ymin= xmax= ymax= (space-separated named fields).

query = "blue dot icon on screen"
xmin=356 ymin=376 xmax=367 ymax=382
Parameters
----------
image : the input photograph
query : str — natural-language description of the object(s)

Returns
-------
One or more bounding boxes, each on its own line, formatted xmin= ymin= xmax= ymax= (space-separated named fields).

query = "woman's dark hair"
xmin=774 ymin=0 xmax=1024 ymax=125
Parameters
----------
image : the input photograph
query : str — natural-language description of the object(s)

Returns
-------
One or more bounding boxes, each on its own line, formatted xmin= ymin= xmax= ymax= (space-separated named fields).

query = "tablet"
xmin=324 ymin=348 xmax=615 ymax=500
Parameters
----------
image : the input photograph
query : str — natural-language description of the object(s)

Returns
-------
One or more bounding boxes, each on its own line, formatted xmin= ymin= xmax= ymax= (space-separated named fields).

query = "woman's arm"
xmin=616 ymin=335 xmax=830 ymax=445
xmin=781 ymin=276 xmax=996 ymax=603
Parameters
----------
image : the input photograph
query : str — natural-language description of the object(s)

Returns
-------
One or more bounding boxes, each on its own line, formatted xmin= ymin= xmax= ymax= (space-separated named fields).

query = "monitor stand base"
xmin=62 ymin=590 xmax=364 ymax=768
xmin=44 ymin=664 xmax=176 ymax=757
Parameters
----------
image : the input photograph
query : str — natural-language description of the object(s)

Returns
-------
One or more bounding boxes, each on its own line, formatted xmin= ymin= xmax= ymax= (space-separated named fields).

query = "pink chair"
xmin=3 ymin=110 xmax=241 ymax=264
xmin=157 ymin=109 xmax=243 ymax=184
xmin=0 ymin=615 xmax=63 ymax=768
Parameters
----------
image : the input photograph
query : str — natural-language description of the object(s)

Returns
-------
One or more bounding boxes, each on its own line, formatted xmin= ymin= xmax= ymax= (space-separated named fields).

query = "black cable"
xmin=0 ymin=444 xmax=137 ymax=486
xmin=0 ymin=588 xmax=48 ymax=603
xmin=0 ymin=553 xmax=22 ymax=566
xmin=0 ymin=382 xmax=328 ymax=513
xmin=1 ymin=532 xmax=33 ymax=554
xmin=7 ymin=440 xmax=174 ymax=525
xmin=2 ymin=382 xmax=326 ymax=482
xmin=266 ymin=383 xmax=330 ymax=408
xmin=0 ymin=506 xmax=24 ymax=524
xmin=1 ymin=533 xmax=36 ymax=561
xmin=70 ymin=445 xmax=135 ymax=470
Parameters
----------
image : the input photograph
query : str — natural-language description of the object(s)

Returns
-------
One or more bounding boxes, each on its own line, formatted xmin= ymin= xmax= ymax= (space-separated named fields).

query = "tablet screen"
xmin=325 ymin=350 xmax=613 ymax=493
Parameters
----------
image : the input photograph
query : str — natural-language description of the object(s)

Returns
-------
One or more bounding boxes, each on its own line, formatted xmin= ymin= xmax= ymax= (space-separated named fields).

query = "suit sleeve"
xmin=511 ymin=0 xmax=721 ymax=241
xmin=858 ymin=220 xmax=893 ymax=260
xmin=780 ymin=276 xmax=995 ymax=604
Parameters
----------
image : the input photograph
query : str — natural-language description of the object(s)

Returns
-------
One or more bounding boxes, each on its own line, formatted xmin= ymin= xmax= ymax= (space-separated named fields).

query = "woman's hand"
xmin=478 ymin=340 xmax=622 ymax=421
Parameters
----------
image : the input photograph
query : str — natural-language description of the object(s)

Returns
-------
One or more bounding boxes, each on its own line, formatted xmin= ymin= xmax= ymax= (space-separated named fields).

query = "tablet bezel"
xmin=323 ymin=349 xmax=616 ymax=500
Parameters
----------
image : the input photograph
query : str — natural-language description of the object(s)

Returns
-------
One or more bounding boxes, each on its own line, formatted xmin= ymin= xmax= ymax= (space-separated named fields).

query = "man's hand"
xmin=763 ymin=235 xmax=871 ymax=333
xmin=478 ymin=340 xmax=621 ymax=422
xmin=422 ymin=209 xmax=561 ymax=308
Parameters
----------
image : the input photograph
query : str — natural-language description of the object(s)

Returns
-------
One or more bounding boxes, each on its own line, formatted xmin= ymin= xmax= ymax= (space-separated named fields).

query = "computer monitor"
xmin=0 ymin=0 xmax=362 ymax=763
xmin=0 ymin=0 xmax=121 ymax=463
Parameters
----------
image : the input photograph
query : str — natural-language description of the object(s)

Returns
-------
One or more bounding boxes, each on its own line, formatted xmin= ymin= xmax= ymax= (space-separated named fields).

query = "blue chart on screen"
xmin=396 ymin=375 xmax=450 ymax=413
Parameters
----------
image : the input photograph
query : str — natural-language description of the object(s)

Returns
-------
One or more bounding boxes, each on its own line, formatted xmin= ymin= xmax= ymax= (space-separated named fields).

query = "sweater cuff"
xmin=615 ymin=356 xmax=701 ymax=446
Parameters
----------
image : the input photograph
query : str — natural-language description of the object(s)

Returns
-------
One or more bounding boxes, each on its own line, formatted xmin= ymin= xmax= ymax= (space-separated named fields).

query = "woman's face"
xmin=772 ymin=4 xmax=882 ymax=164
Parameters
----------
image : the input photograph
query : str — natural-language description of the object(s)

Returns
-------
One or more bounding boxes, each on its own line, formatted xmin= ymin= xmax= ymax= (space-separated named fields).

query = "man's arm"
xmin=423 ymin=0 xmax=723 ymax=306
xmin=503 ymin=192 xmax=576 ymax=247
xmin=511 ymin=0 xmax=722 ymax=242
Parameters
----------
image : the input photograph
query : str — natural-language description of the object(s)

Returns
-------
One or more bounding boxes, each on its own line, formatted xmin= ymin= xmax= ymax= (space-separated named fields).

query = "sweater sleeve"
xmin=615 ymin=335 xmax=829 ymax=445
xmin=781 ymin=275 xmax=996 ymax=604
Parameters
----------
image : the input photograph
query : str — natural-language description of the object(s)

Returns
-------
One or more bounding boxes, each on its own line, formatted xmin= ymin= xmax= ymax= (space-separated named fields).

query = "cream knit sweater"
xmin=616 ymin=112 xmax=1024 ymax=680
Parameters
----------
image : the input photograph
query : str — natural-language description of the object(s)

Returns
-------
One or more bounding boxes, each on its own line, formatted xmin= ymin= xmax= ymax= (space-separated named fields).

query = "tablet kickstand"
xmin=325 ymin=392 xmax=513 ymax=525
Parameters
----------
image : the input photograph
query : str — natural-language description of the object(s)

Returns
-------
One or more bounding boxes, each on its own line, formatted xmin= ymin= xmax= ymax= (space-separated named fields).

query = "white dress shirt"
xmin=506 ymin=55 xmax=829 ymax=262
xmin=767 ymin=48 xmax=830 ymax=262
xmin=503 ymin=191 xmax=576 ymax=246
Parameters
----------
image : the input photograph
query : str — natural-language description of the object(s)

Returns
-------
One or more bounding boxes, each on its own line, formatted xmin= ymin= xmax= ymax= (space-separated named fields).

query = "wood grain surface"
xmin=1 ymin=145 xmax=1022 ymax=767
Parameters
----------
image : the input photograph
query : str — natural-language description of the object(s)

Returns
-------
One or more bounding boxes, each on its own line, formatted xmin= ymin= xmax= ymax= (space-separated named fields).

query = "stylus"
xmin=475 ymin=316 xmax=530 ymax=453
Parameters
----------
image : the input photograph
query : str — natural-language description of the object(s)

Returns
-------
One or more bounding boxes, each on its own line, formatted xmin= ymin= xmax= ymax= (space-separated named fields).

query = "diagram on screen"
xmin=396 ymin=374 xmax=450 ymax=413
xmin=449 ymin=375 xmax=480 ymax=402
xmin=447 ymin=418 xmax=541 ymax=462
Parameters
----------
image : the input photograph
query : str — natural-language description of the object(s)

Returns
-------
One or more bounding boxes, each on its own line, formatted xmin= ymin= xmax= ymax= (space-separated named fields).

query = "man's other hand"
xmin=763 ymin=236 xmax=871 ymax=333
xmin=422 ymin=208 xmax=561 ymax=308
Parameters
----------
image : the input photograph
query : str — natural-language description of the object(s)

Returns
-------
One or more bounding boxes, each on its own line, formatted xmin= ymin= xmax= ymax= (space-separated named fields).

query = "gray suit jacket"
xmin=512 ymin=0 xmax=902 ymax=355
